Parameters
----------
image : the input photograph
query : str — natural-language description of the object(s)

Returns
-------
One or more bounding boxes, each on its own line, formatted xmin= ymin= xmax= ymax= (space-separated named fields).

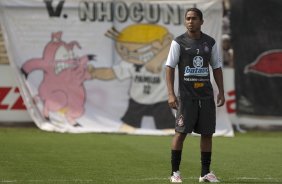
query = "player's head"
xmin=184 ymin=8 xmax=204 ymax=33
xmin=185 ymin=8 xmax=203 ymax=20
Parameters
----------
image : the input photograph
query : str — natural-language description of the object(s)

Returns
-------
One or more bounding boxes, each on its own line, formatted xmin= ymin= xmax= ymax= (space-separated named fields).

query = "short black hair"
xmin=185 ymin=8 xmax=203 ymax=20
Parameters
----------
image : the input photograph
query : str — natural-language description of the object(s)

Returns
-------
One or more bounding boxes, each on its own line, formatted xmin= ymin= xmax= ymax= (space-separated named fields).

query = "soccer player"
xmin=165 ymin=8 xmax=225 ymax=183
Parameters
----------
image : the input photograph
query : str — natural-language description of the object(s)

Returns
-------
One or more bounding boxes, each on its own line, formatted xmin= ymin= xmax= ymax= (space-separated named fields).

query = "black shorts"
xmin=175 ymin=97 xmax=216 ymax=134
xmin=122 ymin=99 xmax=175 ymax=129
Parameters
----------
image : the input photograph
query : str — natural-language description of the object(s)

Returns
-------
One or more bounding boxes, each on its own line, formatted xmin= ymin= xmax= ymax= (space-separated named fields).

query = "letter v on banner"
xmin=44 ymin=0 xmax=65 ymax=17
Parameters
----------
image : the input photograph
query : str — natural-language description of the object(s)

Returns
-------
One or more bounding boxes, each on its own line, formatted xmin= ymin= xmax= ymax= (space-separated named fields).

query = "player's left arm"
xmin=210 ymin=43 xmax=225 ymax=107
xmin=213 ymin=68 xmax=225 ymax=107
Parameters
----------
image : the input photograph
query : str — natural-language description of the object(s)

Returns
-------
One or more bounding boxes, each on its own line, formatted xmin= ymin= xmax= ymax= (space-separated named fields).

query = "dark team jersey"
xmin=166 ymin=32 xmax=222 ymax=99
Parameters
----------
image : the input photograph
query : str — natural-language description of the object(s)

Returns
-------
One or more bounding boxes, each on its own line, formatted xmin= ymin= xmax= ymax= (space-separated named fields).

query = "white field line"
xmin=1 ymin=177 xmax=282 ymax=183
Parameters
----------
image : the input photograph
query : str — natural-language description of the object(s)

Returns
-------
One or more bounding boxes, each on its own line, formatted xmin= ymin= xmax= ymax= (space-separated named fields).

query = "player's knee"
xmin=175 ymin=132 xmax=187 ymax=142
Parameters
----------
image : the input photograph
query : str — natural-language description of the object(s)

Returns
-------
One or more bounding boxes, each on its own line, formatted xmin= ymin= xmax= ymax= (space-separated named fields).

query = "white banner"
xmin=0 ymin=0 xmax=233 ymax=136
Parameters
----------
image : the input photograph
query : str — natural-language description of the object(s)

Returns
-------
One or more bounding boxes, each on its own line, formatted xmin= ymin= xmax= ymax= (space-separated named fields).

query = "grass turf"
xmin=0 ymin=127 xmax=282 ymax=184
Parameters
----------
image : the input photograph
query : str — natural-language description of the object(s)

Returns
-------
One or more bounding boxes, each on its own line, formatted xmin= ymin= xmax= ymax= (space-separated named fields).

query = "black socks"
xmin=201 ymin=151 xmax=211 ymax=177
xmin=171 ymin=150 xmax=211 ymax=177
xmin=171 ymin=150 xmax=182 ymax=175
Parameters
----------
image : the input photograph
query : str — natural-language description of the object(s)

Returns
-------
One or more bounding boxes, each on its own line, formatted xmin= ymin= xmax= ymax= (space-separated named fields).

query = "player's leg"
xmin=200 ymin=134 xmax=213 ymax=177
xmin=171 ymin=132 xmax=187 ymax=170
xmin=170 ymin=98 xmax=198 ymax=183
xmin=170 ymin=132 xmax=187 ymax=183
xmin=196 ymin=98 xmax=219 ymax=182
xmin=199 ymin=135 xmax=219 ymax=182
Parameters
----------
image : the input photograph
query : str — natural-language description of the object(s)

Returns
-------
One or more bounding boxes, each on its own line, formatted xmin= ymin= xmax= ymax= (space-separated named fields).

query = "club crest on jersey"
xmin=193 ymin=56 xmax=203 ymax=67
xmin=184 ymin=56 xmax=209 ymax=77
xmin=203 ymin=42 xmax=210 ymax=53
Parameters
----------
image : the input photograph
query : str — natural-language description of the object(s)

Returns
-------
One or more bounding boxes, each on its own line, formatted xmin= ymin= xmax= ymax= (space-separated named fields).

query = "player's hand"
xmin=217 ymin=92 xmax=225 ymax=107
xmin=168 ymin=94 xmax=178 ymax=109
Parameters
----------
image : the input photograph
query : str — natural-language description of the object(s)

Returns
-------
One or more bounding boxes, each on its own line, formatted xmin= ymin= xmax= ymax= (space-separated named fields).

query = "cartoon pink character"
xmin=21 ymin=32 xmax=94 ymax=127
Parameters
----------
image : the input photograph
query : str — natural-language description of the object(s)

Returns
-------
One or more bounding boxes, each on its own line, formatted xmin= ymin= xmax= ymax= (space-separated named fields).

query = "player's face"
xmin=185 ymin=11 xmax=203 ymax=33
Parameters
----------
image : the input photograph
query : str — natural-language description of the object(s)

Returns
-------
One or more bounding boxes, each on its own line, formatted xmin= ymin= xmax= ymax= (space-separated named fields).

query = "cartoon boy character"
xmin=89 ymin=24 xmax=175 ymax=132
xmin=21 ymin=32 xmax=94 ymax=127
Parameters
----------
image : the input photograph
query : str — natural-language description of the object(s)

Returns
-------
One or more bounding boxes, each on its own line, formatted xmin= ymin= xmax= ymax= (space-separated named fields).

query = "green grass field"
xmin=0 ymin=127 xmax=282 ymax=184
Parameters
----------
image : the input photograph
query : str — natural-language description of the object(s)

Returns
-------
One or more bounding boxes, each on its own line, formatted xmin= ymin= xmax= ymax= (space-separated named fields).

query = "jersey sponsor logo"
xmin=184 ymin=78 xmax=209 ymax=82
xmin=194 ymin=82 xmax=204 ymax=88
xmin=184 ymin=56 xmax=208 ymax=77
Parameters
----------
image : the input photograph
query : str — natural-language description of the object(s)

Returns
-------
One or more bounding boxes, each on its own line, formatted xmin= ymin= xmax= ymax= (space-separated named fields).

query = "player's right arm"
xmin=165 ymin=40 xmax=180 ymax=109
xmin=166 ymin=66 xmax=178 ymax=109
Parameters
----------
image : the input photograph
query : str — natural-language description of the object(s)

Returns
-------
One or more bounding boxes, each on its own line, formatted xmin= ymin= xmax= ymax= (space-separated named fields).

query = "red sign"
xmin=0 ymin=87 xmax=27 ymax=110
